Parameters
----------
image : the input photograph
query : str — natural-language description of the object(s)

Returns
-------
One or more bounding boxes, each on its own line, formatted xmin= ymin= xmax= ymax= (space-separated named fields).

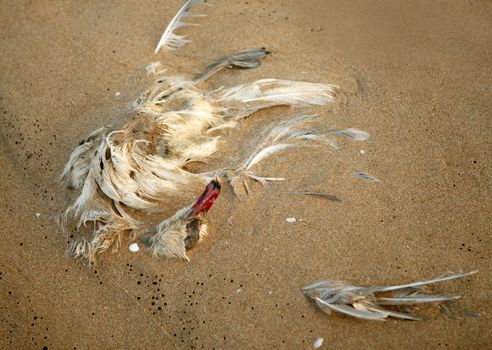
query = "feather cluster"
xmin=302 ymin=271 xmax=477 ymax=320
xmin=61 ymin=3 xmax=370 ymax=264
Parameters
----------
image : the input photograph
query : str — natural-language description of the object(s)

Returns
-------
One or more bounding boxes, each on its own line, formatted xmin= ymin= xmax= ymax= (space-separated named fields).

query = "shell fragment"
xmin=129 ymin=243 xmax=140 ymax=252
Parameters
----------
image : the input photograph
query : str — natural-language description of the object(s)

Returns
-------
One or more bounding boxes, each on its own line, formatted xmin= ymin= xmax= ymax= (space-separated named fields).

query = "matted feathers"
xmin=143 ymin=206 xmax=192 ymax=260
xmin=154 ymin=0 xmax=206 ymax=53
xmin=61 ymin=127 xmax=109 ymax=189
xmin=62 ymin=2 xmax=367 ymax=263
xmin=302 ymin=271 xmax=477 ymax=321
xmin=61 ymin=63 xmax=368 ymax=262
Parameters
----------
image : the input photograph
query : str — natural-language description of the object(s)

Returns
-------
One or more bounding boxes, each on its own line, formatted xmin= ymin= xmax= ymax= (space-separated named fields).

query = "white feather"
xmin=180 ymin=137 xmax=219 ymax=161
xmin=245 ymin=144 xmax=296 ymax=170
xmin=61 ymin=127 xmax=108 ymax=188
xmin=374 ymin=271 xmax=478 ymax=292
xmin=154 ymin=0 xmax=205 ymax=53
xmin=245 ymin=174 xmax=286 ymax=185
xmin=219 ymin=79 xmax=337 ymax=106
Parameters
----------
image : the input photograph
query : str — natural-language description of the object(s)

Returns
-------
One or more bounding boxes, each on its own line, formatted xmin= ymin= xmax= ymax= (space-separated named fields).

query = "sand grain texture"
xmin=0 ymin=0 xmax=491 ymax=349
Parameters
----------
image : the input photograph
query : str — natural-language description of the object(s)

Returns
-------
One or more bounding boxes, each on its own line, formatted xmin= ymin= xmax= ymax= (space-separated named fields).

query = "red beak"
xmin=185 ymin=179 xmax=221 ymax=218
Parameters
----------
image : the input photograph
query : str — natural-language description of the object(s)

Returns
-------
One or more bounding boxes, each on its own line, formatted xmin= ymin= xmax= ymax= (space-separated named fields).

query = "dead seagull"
xmin=60 ymin=0 xmax=369 ymax=263
xmin=302 ymin=271 xmax=477 ymax=321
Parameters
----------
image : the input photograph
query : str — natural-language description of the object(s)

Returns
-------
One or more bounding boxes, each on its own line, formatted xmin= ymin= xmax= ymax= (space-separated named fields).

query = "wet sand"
xmin=0 ymin=0 xmax=490 ymax=348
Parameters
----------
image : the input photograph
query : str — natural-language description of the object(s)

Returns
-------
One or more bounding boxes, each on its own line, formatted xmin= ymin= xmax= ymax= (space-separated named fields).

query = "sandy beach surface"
xmin=1 ymin=0 xmax=491 ymax=348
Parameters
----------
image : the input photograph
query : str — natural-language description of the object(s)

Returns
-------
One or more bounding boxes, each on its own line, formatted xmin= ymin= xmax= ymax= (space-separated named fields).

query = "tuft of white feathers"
xmin=217 ymin=79 xmax=337 ymax=119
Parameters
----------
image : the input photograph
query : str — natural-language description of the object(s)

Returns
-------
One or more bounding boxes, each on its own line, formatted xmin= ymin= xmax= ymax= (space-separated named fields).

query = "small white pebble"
xmin=359 ymin=149 xmax=366 ymax=155
xmin=35 ymin=213 xmax=41 ymax=218
xmin=236 ymin=288 xmax=242 ymax=294
xmin=268 ymin=290 xmax=272 ymax=295
xmin=314 ymin=337 xmax=324 ymax=348
xmin=129 ymin=243 xmax=139 ymax=252
xmin=286 ymin=217 xmax=297 ymax=223
xmin=115 ymin=91 xmax=121 ymax=97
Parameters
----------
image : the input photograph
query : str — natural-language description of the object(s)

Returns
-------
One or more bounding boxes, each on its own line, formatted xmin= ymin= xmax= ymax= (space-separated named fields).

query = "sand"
xmin=0 ymin=0 xmax=490 ymax=348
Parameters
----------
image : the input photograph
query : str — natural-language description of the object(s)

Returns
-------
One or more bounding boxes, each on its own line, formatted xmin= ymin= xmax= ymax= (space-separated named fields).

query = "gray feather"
xmin=302 ymin=271 xmax=476 ymax=321
xmin=326 ymin=128 xmax=369 ymax=141
xmin=195 ymin=48 xmax=270 ymax=83
xmin=351 ymin=172 xmax=381 ymax=182
xmin=299 ymin=191 xmax=341 ymax=202
xmin=371 ymin=271 xmax=478 ymax=292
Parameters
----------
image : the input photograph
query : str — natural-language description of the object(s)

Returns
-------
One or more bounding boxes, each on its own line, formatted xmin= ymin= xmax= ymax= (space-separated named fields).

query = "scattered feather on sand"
xmin=302 ymin=271 xmax=477 ymax=321
xmin=298 ymin=191 xmax=341 ymax=202
xmin=154 ymin=0 xmax=206 ymax=53
xmin=351 ymin=172 xmax=381 ymax=182
xmin=326 ymin=128 xmax=369 ymax=141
